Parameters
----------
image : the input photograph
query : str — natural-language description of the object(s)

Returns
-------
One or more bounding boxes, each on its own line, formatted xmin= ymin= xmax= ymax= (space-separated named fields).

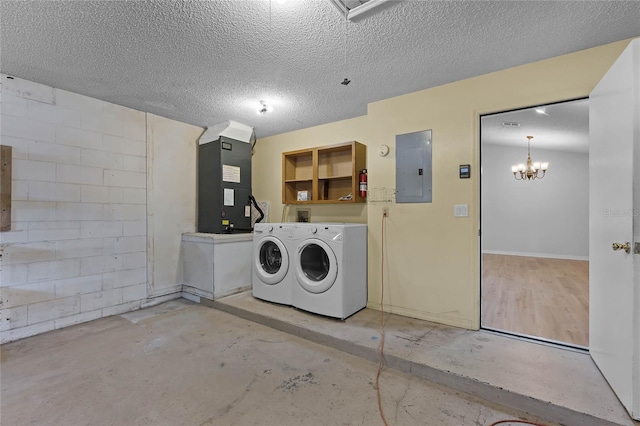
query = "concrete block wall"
xmin=0 ymin=75 xmax=150 ymax=343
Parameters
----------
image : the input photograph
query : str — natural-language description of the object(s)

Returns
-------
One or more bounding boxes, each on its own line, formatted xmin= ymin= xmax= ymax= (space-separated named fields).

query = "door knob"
xmin=612 ymin=242 xmax=631 ymax=254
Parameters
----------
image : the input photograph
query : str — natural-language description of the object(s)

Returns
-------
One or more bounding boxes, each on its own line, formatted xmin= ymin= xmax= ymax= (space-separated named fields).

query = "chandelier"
xmin=511 ymin=136 xmax=549 ymax=181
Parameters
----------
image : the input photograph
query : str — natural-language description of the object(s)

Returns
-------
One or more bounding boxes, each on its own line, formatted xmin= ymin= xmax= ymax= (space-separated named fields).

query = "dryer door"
xmin=295 ymin=239 xmax=338 ymax=294
xmin=254 ymin=236 xmax=289 ymax=285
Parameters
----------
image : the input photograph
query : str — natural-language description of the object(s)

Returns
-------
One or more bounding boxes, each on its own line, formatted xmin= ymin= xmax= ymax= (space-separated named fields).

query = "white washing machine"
xmin=252 ymin=223 xmax=294 ymax=305
xmin=292 ymin=223 xmax=367 ymax=319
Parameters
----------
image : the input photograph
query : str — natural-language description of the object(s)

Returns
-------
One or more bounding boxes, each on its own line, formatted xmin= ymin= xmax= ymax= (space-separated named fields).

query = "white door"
xmin=589 ymin=38 xmax=639 ymax=420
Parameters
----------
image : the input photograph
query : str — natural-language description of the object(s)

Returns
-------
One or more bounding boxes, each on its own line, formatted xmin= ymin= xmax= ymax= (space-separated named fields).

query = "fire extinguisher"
xmin=359 ymin=169 xmax=367 ymax=198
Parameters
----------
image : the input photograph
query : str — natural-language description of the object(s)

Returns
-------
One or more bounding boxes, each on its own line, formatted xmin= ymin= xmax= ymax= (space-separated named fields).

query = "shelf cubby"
xmin=282 ymin=141 xmax=366 ymax=204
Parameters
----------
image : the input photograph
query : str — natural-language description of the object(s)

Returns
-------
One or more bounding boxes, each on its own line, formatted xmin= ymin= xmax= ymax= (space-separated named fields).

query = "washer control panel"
xmin=320 ymin=226 xmax=343 ymax=242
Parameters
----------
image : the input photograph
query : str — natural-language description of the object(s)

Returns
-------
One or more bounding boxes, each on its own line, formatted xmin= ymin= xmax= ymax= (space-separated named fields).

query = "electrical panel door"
xmin=395 ymin=130 xmax=432 ymax=203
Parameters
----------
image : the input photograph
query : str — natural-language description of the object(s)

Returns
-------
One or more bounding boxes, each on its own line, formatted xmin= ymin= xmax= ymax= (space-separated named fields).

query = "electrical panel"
xmin=198 ymin=136 xmax=252 ymax=233
xmin=395 ymin=129 xmax=432 ymax=203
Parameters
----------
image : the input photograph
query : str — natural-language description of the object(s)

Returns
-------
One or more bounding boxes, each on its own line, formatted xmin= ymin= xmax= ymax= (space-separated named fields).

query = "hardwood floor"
xmin=481 ymin=254 xmax=589 ymax=347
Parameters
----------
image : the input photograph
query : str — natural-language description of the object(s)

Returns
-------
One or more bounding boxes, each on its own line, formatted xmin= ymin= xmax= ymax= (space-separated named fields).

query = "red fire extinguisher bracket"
xmin=359 ymin=169 xmax=367 ymax=198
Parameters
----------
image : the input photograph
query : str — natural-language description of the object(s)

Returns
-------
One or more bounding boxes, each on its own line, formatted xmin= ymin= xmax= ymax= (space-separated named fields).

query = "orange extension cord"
xmin=375 ymin=212 xmax=390 ymax=426
xmin=375 ymin=212 xmax=549 ymax=426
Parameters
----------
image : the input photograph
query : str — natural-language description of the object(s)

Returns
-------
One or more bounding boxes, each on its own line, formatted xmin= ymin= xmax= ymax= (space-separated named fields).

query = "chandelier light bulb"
xmin=511 ymin=136 xmax=549 ymax=181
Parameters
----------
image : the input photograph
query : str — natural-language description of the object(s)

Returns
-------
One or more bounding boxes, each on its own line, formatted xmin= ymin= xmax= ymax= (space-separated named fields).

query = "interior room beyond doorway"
xmin=480 ymin=99 xmax=589 ymax=348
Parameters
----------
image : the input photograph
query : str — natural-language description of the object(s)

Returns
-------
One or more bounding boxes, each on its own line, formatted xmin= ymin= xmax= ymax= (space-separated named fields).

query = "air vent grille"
xmin=342 ymin=0 xmax=371 ymax=10
xmin=328 ymin=0 xmax=390 ymax=20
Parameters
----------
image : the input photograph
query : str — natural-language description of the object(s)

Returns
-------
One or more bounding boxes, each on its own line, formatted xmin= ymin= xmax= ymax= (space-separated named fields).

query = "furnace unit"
xmin=198 ymin=121 xmax=254 ymax=234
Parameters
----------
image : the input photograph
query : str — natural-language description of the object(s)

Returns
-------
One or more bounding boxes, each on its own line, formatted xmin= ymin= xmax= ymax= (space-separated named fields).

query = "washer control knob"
xmin=267 ymin=226 xmax=273 ymax=232
xmin=311 ymin=227 xmax=317 ymax=234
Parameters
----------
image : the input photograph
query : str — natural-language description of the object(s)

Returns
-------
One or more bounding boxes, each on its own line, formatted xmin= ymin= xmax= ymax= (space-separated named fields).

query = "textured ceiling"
xmin=1 ymin=1 xmax=639 ymax=139
xmin=482 ymin=99 xmax=589 ymax=153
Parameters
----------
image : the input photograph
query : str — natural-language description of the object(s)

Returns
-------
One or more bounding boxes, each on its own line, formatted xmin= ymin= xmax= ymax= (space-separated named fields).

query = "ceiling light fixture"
xmin=257 ymin=100 xmax=273 ymax=115
xmin=511 ymin=136 xmax=549 ymax=181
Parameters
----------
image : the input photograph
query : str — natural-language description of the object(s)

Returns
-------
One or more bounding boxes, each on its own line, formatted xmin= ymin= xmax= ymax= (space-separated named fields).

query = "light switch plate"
xmin=454 ymin=204 xmax=468 ymax=217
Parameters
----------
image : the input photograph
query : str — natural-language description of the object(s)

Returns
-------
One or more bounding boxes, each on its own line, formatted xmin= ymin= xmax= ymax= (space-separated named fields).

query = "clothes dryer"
xmin=291 ymin=223 xmax=367 ymax=319
xmin=252 ymin=223 xmax=294 ymax=305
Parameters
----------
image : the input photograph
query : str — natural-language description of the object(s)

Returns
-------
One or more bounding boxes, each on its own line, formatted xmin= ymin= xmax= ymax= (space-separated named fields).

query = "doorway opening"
xmin=480 ymin=98 xmax=589 ymax=349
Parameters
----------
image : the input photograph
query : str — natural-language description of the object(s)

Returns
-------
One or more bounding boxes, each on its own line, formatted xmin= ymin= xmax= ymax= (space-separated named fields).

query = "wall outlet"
xmin=383 ymin=207 xmax=389 ymax=217
xmin=454 ymin=204 xmax=468 ymax=217
xmin=297 ymin=208 xmax=310 ymax=222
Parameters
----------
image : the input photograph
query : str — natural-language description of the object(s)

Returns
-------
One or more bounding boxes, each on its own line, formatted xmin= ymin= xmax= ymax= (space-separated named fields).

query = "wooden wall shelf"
xmin=1 ymin=145 xmax=12 ymax=232
xmin=282 ymin=141 xmax=366 ymax=204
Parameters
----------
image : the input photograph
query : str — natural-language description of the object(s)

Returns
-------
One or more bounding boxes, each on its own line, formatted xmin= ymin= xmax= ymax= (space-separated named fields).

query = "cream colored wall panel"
xmin=254 ymin=39 xmax=632 ymax=331
xmin=252 ymin=116 xmax=369 ymax=224
xmin=364 ymin=40 xmax=631 ymax=330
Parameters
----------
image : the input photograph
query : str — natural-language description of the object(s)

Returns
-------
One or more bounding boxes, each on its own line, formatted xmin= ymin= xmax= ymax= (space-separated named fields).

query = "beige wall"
xmin=252 ymin=39 xmax=632 ymax=330
xmin=253 ymin=115 xmax=370 ymax=224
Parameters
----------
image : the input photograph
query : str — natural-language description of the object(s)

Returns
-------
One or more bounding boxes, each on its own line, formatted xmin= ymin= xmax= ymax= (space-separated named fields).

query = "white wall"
xmin=0 ymin=76 xmax=149 ymax=342
xmin=0 ymin=76 xmax=201 ymax=343
xmin=481 ymin=144 xmax=589 ymax=259
xmin=146 ymin=114 xmax=202 ymax=297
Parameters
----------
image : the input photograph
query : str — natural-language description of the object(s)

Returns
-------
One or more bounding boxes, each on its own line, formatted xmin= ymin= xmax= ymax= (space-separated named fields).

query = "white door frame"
xmin=478 ymin=99 xmax=589 ymax=350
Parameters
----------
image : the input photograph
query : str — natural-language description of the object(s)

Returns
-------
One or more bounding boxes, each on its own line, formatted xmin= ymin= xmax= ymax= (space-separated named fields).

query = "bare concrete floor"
xmin=2 ymin=300 xmax=554 ymax=426
xmin=210 ymin=291 xmax=638 ymax=426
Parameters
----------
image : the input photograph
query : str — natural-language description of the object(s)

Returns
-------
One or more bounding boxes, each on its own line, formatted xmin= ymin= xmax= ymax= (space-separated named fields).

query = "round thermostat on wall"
xmin=378 ymin=144 xmax=390 ymax=157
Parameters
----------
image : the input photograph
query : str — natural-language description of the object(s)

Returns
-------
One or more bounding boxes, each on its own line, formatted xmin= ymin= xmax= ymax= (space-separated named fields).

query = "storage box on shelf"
xmin=282 ymin=141 xmax=366 ymax=204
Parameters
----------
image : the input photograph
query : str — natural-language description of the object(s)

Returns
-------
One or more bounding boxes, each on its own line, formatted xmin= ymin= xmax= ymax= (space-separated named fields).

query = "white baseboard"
xmin=141 ymin=292 xmax=182 ymax=308
xmin=182 ymin=284 xmax=214 ymax=301
xmin=482 ymin=250 xmax=588 ymax=261
xmin=181 ymin=291 xmax=201 ymax=303
xmin=214 ymin=285 xmax=252 ymax=299
xmin=147 ymin=284 xmax=183 ymax=298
